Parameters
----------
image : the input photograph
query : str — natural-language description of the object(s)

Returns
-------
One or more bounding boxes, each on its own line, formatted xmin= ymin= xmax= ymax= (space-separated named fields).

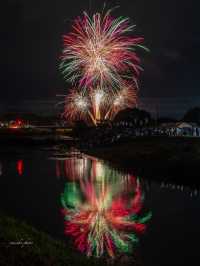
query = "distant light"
xmin=10 ymin=125 xmax=19 ymax=129
xmin=17 ymin=160 xmax=24 ymax=176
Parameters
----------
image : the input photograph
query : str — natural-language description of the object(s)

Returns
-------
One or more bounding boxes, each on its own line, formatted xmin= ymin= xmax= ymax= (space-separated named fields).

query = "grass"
xmin=0 ymin=214 xmax=103 ymax=266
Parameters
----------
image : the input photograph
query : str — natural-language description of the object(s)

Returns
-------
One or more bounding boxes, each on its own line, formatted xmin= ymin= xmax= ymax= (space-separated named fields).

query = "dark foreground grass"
xmin=86 ymin=136 xmax=200 ymax=187
xmin=0 ymin=214 xmax=103 ymax=266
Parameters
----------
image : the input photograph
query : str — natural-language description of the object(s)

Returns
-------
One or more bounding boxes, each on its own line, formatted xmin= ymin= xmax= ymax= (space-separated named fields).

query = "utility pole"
xmin=155 ymin=102 xmax=159 ymax=127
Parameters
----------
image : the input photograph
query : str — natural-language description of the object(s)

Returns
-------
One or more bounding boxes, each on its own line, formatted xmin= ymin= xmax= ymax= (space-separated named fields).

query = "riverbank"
xmin=0 ymin=214 xmax=103 ymax=266
xmin=0 ymin=128 xmax=74 ymax=146
xmin=85 ymin=136 xmax=200 ymax=187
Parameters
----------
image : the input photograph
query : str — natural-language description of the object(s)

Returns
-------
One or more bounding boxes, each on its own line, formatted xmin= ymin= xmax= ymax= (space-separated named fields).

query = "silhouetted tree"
xmin=114 ymin=108 xmax=152 ymax=127
xmin=183 ymin=107 xmax=200 ymax=125
xmin=158 ymin=117 xmax=177 ymax=124
xmin=73 ymin=120 xmax=89 ymax=138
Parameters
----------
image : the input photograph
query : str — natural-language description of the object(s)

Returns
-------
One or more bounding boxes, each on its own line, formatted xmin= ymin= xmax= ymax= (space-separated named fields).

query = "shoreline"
xmin=84 ymin=136 xmax=200 ymax=188
xmin=1 ymin=132 xmax=200 ymax=188
xmin=0 ymin=213 xmax=103 ymax=266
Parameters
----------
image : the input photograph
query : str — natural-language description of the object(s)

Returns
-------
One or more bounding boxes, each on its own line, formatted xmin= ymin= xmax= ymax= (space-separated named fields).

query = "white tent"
xmin=176 ymin=122 xmax=196 ymax=129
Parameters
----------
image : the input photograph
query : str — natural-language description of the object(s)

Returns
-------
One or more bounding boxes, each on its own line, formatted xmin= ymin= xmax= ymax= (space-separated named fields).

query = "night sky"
xmin=0 ymin=0 xmax=200 ymax=116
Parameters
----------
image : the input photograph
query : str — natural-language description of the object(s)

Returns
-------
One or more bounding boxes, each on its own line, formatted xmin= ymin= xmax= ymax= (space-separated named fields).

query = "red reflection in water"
xmin=56 ymin=157 xmax=88 ymax=180
xmin=17 ymin=160 xmax=24 ymax=175
xmin=61 ymin=156 xmax=152 ymax=258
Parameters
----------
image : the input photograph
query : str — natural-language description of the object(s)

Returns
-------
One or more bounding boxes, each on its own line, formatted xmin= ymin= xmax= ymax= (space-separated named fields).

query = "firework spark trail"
xmin=62 ymin=88 xmax=102 ymax=125
xmin=63 ymin=84 xmax=137 ymax=124
xmin=60 ymin=9 xmax=146 ymax=90
xmin=61 ymin=158 xmax=152 ymax=258
xmin=105 ymin=82 xmax=138 ymax=119
xmin=59 ymin=8 xmax=148 ymax=124
xmin=62 ymin=89 xmax=93 ymax=123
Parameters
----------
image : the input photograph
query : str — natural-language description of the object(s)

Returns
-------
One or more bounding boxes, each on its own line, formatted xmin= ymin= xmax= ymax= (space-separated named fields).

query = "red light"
xmin=17 ymin=160 xmax=24 ymax=176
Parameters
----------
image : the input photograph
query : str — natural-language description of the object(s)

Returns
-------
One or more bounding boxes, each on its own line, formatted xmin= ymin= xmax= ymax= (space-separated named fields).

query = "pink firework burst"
xmin=60 ymin=9 xmax=147 ymax=90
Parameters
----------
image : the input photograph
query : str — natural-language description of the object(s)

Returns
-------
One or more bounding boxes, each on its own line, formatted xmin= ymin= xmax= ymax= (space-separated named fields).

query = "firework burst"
xmin=62 ymin=89 xmax=91 ymax=122
xmin=62 ymin=87 xmax=107 ymax=125
xmin=105 ymin=83 xmax=138 ymax=120
xmin=62 ymin=83 xmax=137 ymax=125
xmin=60 ymin=9 xmax=147 ymax=89
xmin=59 ymin=8 xmax=147 ymax=125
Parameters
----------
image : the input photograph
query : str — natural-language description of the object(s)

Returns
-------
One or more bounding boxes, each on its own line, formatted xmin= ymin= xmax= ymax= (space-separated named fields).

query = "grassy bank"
xmin=86 ymin=137 xmax=200 ymax=187
xmin=0 ymin=214 xmax=102 ymax=266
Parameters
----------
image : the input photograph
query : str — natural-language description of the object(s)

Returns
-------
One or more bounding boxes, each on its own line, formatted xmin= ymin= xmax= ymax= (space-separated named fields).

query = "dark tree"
xmin=183 ymin=107 xmax=200 ymax=125
xmin=158 ymin=117 xmax=177 ymax=124
xmin=72 ymin=120 xmax=89 ymax=138
xmin=114 ymin=108 xmax=152 ymax=126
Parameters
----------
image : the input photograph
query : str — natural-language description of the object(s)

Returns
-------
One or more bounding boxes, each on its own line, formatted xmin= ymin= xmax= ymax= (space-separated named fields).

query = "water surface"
xmin=0 ymin=146 xmax=199 ymax=265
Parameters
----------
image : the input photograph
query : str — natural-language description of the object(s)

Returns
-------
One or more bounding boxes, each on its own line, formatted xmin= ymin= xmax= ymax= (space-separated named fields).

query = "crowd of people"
xmin=76 ymin=122 xmax=200 ymax=149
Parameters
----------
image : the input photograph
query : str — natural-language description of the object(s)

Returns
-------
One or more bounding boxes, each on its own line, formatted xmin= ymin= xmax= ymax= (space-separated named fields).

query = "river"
xmin=0 ymin=146 xmax=199 ymax=265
